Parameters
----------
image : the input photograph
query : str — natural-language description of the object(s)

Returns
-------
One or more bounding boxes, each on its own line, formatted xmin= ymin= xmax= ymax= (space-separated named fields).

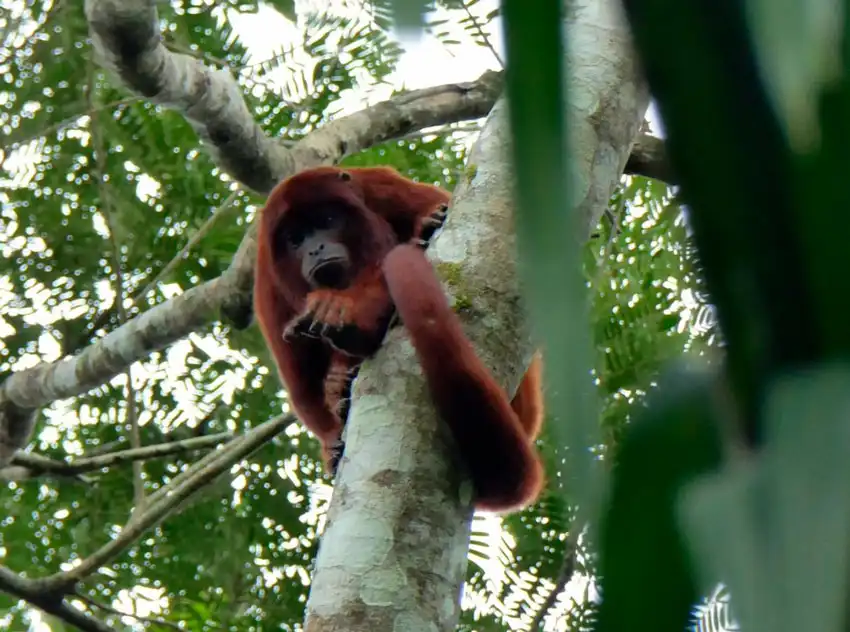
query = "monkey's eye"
xmin=314 ymin=209 xmax=338 ymax=229
xmin=287 ymin=228 xmax=305 ymax=248
xmin=276 ymin=223 xmax=304 ymax=250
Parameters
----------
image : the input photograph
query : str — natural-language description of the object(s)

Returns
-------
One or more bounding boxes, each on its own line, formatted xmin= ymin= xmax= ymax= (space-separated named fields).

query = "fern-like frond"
xmin=690 ymin=584 xmax=739 ymax=632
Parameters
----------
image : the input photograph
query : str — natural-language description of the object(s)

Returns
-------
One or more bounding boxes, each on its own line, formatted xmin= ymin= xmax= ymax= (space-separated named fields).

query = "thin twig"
xmin=461 ymin=0 xmax=504 ymax=67
xmin=82 ymin=438 xmax=129 ymax=458
xmin=132 ymin=188 xmax=242 ymax=304
xmin=0 ymin=97 xmax=140 ymax=162
xmin=1 ymin=451 xmax=94 ymax=482
xmin=9 ymin=432 xmax=233 ymax=477
xmin=143 ymin=432 xmax=250 ymax=508
xmin=87 ymin=61 xmax=146 ymax=514
xmin=395 ymin=120 xmax=483 ymax=144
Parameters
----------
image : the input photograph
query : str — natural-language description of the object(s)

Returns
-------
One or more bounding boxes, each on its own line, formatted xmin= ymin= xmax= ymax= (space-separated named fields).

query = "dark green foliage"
xmin=595 ymin=364 xmax=723 ymax=632
xmin=502 ymin=0 xmax=602 ymax=526
xmin=589 ymin=0 xmax=850 ymax=630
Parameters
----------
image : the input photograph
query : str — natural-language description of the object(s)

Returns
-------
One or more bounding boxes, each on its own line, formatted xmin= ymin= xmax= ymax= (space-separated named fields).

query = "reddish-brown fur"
xmin=254 ymin=165 xmax=545 ymax=512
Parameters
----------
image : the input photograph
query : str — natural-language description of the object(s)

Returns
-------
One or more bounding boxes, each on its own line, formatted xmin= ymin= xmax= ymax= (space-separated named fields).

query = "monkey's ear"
xmin=338 ymin=171 xmax=352 ymax=182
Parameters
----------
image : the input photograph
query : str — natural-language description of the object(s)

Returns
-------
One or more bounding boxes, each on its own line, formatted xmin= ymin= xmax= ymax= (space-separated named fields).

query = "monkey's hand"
xmin=284 ymin=284 xmax=392 ymax=358
xmin=412 ymin=204 xmax=449 ymax=249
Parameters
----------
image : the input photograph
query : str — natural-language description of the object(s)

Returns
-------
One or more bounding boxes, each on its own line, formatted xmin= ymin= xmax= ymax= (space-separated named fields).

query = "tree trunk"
xmin=303 ymin=1 xmax=650 ymax=630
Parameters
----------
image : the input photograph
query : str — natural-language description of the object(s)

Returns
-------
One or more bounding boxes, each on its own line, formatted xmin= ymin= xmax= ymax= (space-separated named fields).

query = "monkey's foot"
xmin=335 ymin=366 xmax=360 ymax=424
xmin=325 ymin=438 xmax=346 ymax=476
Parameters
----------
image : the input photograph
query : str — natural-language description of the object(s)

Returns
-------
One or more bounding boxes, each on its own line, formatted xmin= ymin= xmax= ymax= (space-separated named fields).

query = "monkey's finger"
xmin=424 ymin=211 xmax=448 ymax=226
xmin=290 ymin=313 xmax=319 ymax=338
xmin=307 ymin=317 xmax=324 ymax=336
xmin=283 ymin=322 xmax=303 ymax=340
xmin=429 ymin=206 xmax=449 ymax=222
xmin=318 ymin=321 xmax=335 ymax=338
xmin=334 ymin=302 xmax=349 ymax=326
xmin=326 ymin=439 xmax=346 ymax=476
xmin=336 ymin=397 xmax=352 ymax=421
xmin=305 ymin=295 xmax=332 ymax=323
xmin=319 ymin=299 xmax=346 ymax=327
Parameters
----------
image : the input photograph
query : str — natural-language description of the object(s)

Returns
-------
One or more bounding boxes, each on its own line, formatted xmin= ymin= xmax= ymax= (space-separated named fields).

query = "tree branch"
xmin=3 ymin=432 xmax=233 ymax=481
xmin=626 ymin=133 xmax=672 ymax=183
xmin=84 ymin=0 xmax=290 ymax=194
xmin=0 ymin=567 xmax=115 ymax=632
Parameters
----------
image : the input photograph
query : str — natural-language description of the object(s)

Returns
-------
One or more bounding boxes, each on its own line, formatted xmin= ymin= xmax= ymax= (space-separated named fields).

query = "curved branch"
xmin=82 ymin=0 xmax=508 ymax=192
xmin=84 ymin=0 xmax=291 ymax=193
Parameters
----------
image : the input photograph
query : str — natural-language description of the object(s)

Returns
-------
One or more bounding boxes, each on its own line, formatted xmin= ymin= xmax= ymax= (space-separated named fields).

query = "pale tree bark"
xmin=303 ymin=0 xmax=649 ymax=629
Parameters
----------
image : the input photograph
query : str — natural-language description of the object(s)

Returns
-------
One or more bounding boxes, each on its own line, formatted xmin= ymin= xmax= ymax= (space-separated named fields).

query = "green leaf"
xmin=595 ymin=362 xmax=723 ymax=632
xmin=503 ymin=0 xmax=601 ymax=515
xmin=681 ymin=365 xmax=850 ymax=632
xmin=619 ymin=0 xmax=810 ymax=442
xmin=745 ymin=0 xmax=844 ymax=150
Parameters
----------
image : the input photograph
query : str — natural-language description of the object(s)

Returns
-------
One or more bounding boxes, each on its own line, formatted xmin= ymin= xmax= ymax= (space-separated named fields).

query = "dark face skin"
xmin=284 ymin=206 xmax=353 ymax=289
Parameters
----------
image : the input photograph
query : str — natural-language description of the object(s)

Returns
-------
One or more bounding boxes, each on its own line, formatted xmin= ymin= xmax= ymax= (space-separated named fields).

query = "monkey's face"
xmin=277 ymin=205 xmax=354 ymax=289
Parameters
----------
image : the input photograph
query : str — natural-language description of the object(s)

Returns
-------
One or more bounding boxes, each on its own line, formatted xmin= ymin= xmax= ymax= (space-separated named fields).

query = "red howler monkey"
xmin=253 ymin=165 xmax=545 ymax=512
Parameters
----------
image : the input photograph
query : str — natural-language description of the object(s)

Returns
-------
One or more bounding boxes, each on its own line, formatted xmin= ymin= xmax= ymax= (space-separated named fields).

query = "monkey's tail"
xmin=381 ymin=244 xmax=543 ymax=512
